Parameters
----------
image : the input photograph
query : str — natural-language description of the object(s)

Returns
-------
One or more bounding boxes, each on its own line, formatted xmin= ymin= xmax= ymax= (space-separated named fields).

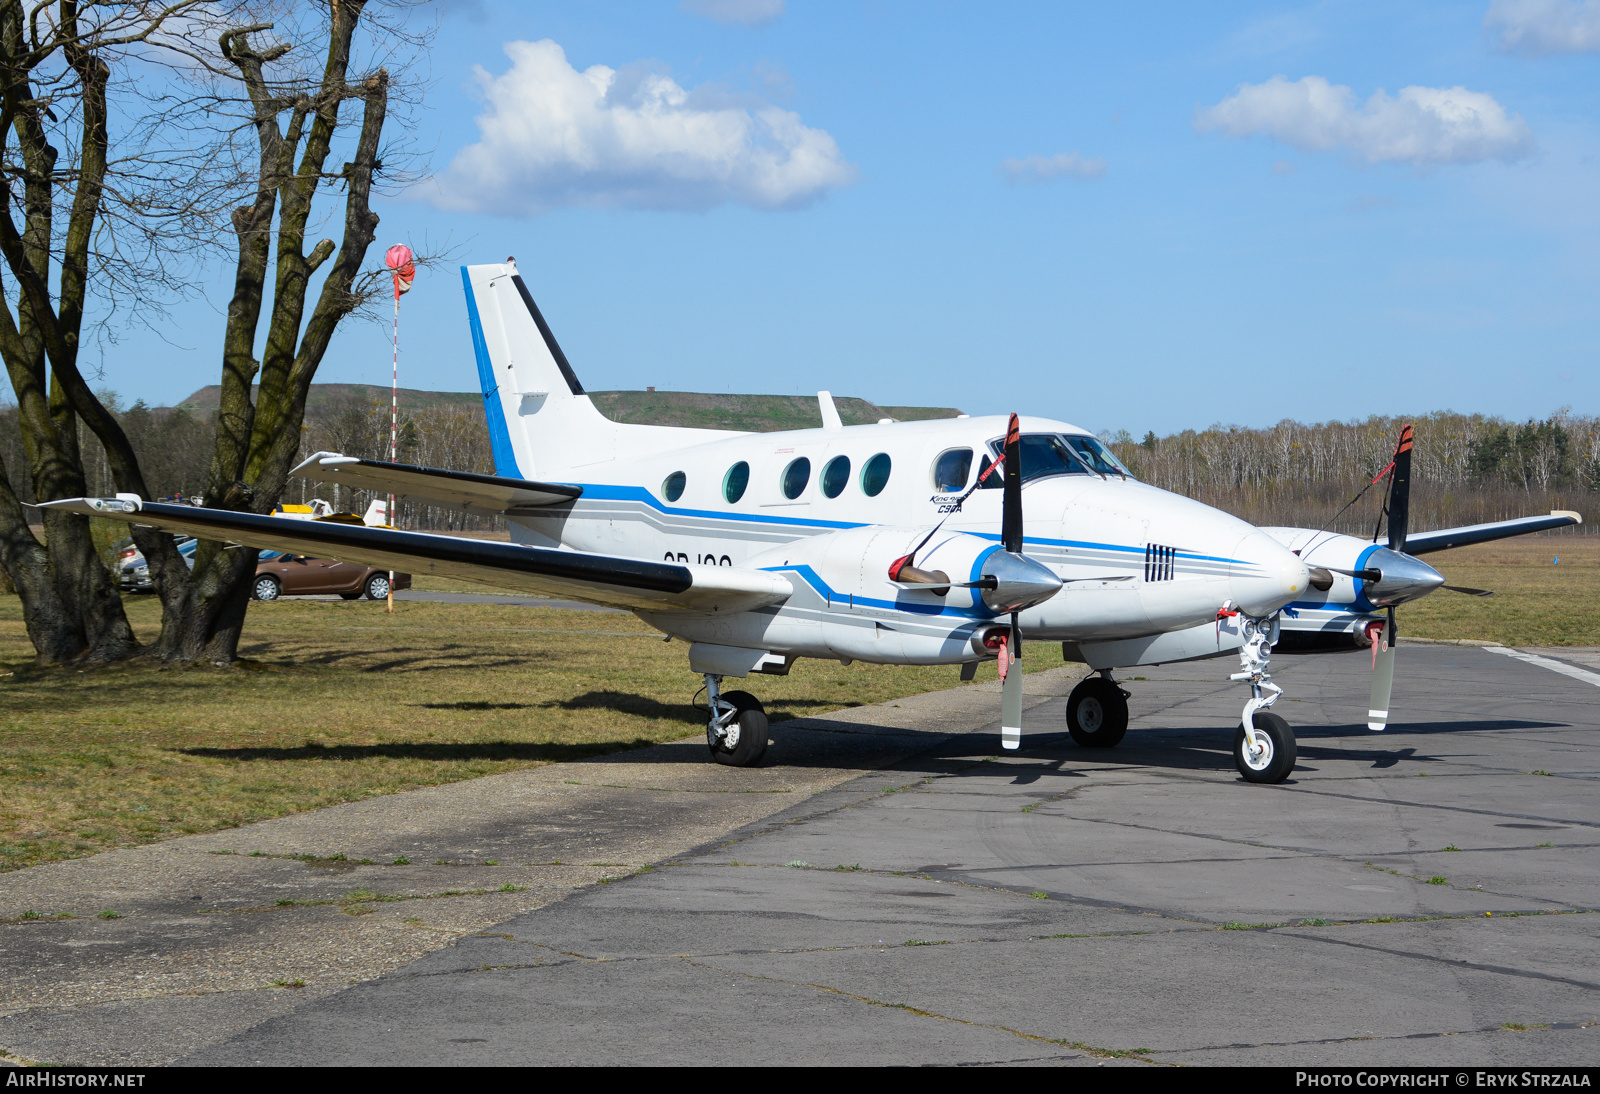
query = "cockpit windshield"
xmin=985 ymin=433 xmax=1135 ymax=484
xmin=1065 ymin=435 xmax=1133 ymax=478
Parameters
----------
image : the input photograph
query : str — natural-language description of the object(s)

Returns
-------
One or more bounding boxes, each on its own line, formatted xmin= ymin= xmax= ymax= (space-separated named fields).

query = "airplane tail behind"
xmin=462 ymin=262 xmax=618 ymax=480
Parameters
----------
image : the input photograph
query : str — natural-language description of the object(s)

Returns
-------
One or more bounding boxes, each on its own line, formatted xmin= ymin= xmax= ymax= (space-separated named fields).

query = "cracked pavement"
xmin=5 ymin=643 xmax=1599 ymax=1066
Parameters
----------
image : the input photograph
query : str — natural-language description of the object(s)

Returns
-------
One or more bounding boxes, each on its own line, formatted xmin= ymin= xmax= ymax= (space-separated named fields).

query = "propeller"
xmin=885 ymin=413 xmax=1059 ymax=750
xmin=999 ymin=413 xmax=1025 ymax=750
xmin=1367 ymin=424 xmax=1412 ymax=731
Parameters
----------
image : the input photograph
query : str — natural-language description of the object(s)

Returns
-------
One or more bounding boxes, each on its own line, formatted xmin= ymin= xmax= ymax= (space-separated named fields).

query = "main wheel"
xmin=1234 ymin=711 xmax=1296 ymax=784
xmin=365 ymin=573 xmax=392 ymax=600
xmin=339 ymin=591 xmax=362 ymax=601
xmin=708 ymin=690 xmax=769 ymax=767
xmin=1066 ymin=677 xmax=1129 ymax=748
xmin=252 ymin=575 xmax=281 ymax=602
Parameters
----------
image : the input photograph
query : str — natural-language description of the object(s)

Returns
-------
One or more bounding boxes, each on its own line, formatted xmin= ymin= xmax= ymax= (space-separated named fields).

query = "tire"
xmin=339 ymin=592 xmax=362 ymax=601
xmin=251 ymin=575 xmax=281 ymax=602
xmin=1234 ymin=711 xmax=1296 ymax=784
xmin=1066 ymin=677 xmax=1129 ymax=748
xmin=708 ymin=690 xmax=768 ymax=767
xmin=365 ymin=573 xmax=392 ymax=601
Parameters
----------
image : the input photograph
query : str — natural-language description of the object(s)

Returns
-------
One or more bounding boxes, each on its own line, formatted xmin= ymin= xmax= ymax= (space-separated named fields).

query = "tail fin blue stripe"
xmin=461 ymin=266 xmax=523 ymax=479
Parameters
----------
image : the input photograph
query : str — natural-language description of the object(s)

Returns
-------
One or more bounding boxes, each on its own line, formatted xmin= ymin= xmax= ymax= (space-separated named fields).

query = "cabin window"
xmin=781 ymin=457 xmax=811 ymax=500
xmin=821 ymin=456 xmax=851 ymax=498
xmin=662 ymin=471 xmax=686 ymax=502
xmin=861 ymin=453 xmax=891 ymax=496
xmin=932 ymin=448 xmax=973 ymax=492
xmin=723 ymin=461 xmax=749 ymax=503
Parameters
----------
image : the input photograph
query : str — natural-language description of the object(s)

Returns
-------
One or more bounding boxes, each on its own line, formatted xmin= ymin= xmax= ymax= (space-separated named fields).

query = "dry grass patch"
xmin=1401 ymin=536 xmax=1598 ymax=647
xmin=0 ymin=593 xmax=1038 ymax=873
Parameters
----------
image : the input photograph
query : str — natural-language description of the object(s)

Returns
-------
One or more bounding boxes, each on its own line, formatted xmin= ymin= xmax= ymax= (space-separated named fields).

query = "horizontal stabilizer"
xmin=39 ymin=498 xmax=791 ymax=614
xmin=1404 ymin=511 xmax=1582 ymax=555
xmin=290 ymin=452 xmax=581 ymax=516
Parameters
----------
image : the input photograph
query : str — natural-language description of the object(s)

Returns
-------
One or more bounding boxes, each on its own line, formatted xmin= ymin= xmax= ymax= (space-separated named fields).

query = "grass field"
xmin=0 ymin=595 xmax=1034 ymax=874
xmin=1399 ymin=536 xmax=1598 ymax=647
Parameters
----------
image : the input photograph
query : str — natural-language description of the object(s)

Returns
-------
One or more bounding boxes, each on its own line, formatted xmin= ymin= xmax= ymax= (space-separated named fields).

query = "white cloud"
xmin=1486 ymin=0 xmax=1600 ymax=54
xmin=681 ymin=0 xmax=785 ymax=28
xmin=433 ymin=40 xmax=856 ymax=215
xmin=1197 ymin=75 xmax=1533 ymax=167
xmin=999 ymin=152 xmax=1107 ymax=184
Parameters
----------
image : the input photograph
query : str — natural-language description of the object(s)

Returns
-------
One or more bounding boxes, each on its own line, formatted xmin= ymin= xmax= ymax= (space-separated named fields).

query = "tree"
xmin=0 ymin=1 xmax=418 ymax=664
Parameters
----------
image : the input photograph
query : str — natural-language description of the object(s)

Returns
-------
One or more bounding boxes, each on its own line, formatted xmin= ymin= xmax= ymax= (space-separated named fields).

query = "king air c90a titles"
xmin=48 ymin=261 xmax=1581 ymax=785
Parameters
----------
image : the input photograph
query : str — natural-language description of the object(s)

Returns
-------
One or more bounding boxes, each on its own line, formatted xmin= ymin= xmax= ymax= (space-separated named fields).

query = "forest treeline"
xmin=1106 ymin=411 xmax=1596 ymax=535
xmin=3 ymin=399 xmax=1593 ymax=547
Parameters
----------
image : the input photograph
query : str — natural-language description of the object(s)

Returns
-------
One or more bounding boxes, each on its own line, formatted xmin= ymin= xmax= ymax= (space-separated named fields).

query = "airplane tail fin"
xmin=462 ymin=261 xmax=617 ymax=480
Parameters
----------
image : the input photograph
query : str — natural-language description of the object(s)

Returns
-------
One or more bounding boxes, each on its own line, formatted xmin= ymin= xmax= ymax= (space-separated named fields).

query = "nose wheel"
xmin=1234 ymin=710 xmax=1296 ymax=783
xmin=704 ymin=675 xmax=769 ymax=767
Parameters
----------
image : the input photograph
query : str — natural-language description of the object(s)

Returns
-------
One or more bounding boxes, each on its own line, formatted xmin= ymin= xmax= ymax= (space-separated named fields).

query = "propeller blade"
xmin=1386 ymin=424 xmax=1414 ymax=554
xmin=1367 ymin=607 xmax=1396 ymax=731
xmin=1442 ymin=584 xmax=1493 ymax=597
xmin=1002 ymin=413 xmax=1023 ymax=555
xmin=1000 ymin=612 xmax=1023 ymax=750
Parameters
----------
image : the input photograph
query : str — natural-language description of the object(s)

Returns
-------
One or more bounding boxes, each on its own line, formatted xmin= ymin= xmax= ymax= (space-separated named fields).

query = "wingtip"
xmin=35 ymin=496 xmax=142 ymax=516
xmin=1552 ymin=510 xmax=1583 ymax=524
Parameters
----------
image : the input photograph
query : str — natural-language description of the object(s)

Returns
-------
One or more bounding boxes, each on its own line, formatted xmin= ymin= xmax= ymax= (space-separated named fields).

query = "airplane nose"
xmin=1228 ymin=532 xmax=1311 ymax=617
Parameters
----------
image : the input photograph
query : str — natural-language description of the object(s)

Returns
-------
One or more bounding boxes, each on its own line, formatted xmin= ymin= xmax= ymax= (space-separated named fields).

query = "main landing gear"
xmin=1230 ymin=615 xmax=1296 ymax=784
xmin=704 ymin=674 xmax=769 ymax=767
xmin=1066 ymin=672 xmax=1129 ymax=748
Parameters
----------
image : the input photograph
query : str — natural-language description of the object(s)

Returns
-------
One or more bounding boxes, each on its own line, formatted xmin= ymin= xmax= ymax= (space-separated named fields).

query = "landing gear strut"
xmin=704 ymin=674 xmax=769 ymax=767
xmin=1066 ymin=672 xmax=1129 ymax=748
xmin=1230 ymin=615 xmax=1296 ymax=783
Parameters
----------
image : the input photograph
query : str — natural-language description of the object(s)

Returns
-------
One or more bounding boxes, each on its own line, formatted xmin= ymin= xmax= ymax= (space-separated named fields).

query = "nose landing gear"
xmin=704 ymin=674 xmax=769 ymax=767
xmin=1229 ymin=615 xmax=1296 ymax=783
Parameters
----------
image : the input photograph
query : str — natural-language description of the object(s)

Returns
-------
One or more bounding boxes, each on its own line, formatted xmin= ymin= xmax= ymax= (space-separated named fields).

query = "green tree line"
xmin=1108 ymin=411 xmax=1596 ymax=535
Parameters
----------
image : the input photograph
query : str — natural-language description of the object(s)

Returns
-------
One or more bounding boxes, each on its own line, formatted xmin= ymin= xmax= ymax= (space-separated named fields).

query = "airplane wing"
xmin=290 ymin=452 xmax=580 ymax=517
xmin=40 ymin=497 xmax=791 ymax=613
xmin=1403 ymin=511 xmax=1582 ymax=555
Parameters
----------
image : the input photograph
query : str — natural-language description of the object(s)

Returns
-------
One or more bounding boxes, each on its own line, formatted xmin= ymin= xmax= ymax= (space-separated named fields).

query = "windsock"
xmin=386 ymin=244 xmax=415 ymax=299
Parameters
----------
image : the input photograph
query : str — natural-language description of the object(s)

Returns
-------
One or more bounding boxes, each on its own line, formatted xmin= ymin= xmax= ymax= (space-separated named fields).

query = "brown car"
xmin=250 ymin=550 xmax=412 ymax=602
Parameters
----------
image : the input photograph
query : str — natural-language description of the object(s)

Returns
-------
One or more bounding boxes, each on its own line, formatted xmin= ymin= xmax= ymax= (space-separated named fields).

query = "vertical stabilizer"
xmin=462 ymin=262 xmax=616 ymax=480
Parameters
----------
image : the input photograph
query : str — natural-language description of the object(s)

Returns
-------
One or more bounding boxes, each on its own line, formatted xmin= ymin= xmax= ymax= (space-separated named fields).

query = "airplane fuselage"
xmin=506 ymin=413 xmax=1311 ymax=672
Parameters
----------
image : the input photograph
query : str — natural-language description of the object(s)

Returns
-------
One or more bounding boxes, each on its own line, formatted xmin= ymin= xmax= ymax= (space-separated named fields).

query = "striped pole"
xmin=387 ymin=289 xmax=399 ymax=613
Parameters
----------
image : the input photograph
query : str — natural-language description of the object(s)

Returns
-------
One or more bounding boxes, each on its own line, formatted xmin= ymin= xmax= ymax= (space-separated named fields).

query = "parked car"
xmin=117 ymin=536 xmax=197 ymax=591
xmin=251 ymin=550 xmax=411 ymax=602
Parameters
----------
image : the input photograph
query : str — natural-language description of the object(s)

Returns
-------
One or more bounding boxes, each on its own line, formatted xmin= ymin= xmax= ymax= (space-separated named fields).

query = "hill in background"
xmin=177 ymin=384 xmax=962 ymax=433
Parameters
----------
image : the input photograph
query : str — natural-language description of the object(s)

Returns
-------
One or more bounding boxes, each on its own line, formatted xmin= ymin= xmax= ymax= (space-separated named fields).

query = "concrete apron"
xmin=0 ymin=666 xmax=1081 ymax=1066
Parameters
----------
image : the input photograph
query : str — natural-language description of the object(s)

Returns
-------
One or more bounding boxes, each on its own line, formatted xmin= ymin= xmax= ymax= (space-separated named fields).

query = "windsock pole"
xmin=388 ymin=288 xmax=399 ymax=613
xmin=383 ymin=244 xmax=416 ymax=614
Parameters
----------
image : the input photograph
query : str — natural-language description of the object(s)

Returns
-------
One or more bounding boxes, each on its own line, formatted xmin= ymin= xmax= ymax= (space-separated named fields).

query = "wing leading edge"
xmin=289 ymin=452 xmax=580 ymax=517
xmin=39 ymin=498 xmax=791 ymax=613
xmin=1404 ymin=511 xmax=1582 ymax=555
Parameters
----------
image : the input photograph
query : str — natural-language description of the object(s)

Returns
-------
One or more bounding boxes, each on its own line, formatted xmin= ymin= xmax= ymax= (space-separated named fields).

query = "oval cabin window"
xmin=861 ymin=453 xmax=891 ymax=496
xmin=821 ymin=456 xmax=851 ymax=498
xmin=723 ymin=461 xmax=749 ymax=503
xmin=662 ymin=471 xmax=686 ymax=502
xmin=782 ymin=457 xmax=811 ymax=500
xmin=932 ymin=448 xmax=973 ymax=492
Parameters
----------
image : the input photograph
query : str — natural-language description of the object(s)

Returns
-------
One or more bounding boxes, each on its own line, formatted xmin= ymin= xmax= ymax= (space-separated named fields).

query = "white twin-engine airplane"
xmin=48 ymin=261 xmax=1580 ymax=785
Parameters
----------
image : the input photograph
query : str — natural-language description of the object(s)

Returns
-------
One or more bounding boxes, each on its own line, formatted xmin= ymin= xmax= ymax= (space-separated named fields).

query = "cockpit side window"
xmin=932 ymin=448 xmax=973 ymax=492
xmin=984 ymin=433 xmax=1136 ymax=483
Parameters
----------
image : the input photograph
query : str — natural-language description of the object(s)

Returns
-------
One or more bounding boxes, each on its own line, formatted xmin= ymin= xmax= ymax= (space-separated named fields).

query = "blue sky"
xmin=55 ymin=1 xmax=1600 ymax=435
